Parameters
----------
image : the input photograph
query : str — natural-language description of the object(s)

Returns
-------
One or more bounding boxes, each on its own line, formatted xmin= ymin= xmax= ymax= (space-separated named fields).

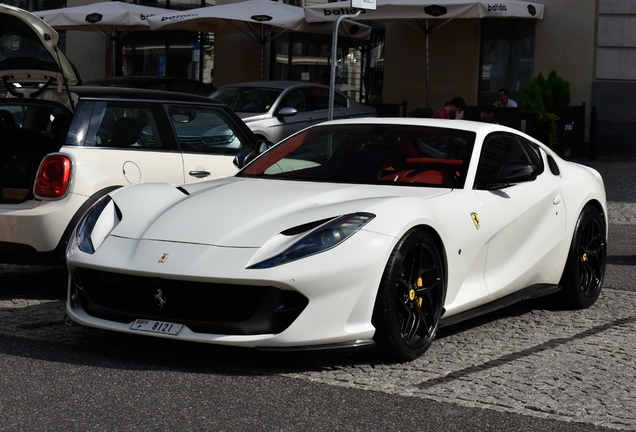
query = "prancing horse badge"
xmin=471 ymin=212 xmax=480 ymax=230
xmin=158 ymin=253 xmax=169 ymax=263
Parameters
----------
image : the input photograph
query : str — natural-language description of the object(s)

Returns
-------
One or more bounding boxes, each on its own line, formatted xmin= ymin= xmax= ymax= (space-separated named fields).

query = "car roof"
xmin=316 ymin=117 xmax=527 ymax=135
xmin=219 ymin=81 xmax=329 ymax=91
xmin=84 ymin=76 xmax=211 ymax=86
xmin=71 ymin=85 xmax=222 ymax=103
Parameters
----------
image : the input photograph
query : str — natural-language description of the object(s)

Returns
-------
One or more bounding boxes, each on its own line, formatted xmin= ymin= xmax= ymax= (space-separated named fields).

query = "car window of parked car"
xmin=310 ymin=87 xmax=330 ymax=111
xmin=0 ymin=105 xmax=25 ymax=126
xmin=168 ymin=104 xmax=252 ymax=156
xmin=279 ymin=89 xmax=308 ymax=112
xmin=81 ymin=101 xmax=177 ymax=151
xmin=210 ymin=87 xmax=282 ymax=113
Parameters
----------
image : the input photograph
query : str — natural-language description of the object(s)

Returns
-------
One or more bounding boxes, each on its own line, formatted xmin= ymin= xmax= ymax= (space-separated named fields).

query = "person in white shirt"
xmin=495 ymin=88 xmax=518 ymax=108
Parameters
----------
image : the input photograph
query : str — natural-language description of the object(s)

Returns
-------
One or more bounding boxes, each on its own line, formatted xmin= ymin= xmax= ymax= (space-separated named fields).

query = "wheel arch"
xmin=410 ymin=223 xmax=449 ymax=302
xmin=584 ymin=199 xmax=607 ymax=231
xmin=52 ymin=185 xmax=123 ymax=262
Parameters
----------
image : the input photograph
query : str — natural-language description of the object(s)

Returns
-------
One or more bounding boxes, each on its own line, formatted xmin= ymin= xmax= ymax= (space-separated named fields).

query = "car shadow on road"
xmin=0 ymin=264 xmax=67 ymax=300
xmin=0 ymin=265 xmax=620 ymax=374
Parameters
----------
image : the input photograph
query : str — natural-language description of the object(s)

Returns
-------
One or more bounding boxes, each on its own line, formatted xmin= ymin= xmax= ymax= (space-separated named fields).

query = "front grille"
xmin=74 ymin=268 xmax=308 ymax=335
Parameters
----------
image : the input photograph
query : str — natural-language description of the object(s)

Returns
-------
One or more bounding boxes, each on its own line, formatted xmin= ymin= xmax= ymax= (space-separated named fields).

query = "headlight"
xmin=248 ymin=213 xmax=375 ymax=269
xmin=74 ymin=196 xmax=121 ymax=254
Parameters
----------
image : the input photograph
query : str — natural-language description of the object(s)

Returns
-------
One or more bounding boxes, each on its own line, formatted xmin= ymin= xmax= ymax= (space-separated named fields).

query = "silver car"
xmin=210 ymin=81 xmax=377 ymax=143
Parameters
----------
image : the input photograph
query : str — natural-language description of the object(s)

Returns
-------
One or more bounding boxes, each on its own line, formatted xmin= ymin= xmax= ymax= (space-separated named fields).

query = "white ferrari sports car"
xmin=66 ymin=118 xmax=607 ymax=361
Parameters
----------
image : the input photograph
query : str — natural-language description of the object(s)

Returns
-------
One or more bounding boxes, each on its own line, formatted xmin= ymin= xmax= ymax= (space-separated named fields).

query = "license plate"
xmin=130 ymin=319 xmax=183 ymax=336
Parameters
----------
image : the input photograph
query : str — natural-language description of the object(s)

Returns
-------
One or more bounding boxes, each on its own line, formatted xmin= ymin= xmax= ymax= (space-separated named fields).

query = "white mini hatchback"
xmin=0 ymin=5 xmax=261 ymax=264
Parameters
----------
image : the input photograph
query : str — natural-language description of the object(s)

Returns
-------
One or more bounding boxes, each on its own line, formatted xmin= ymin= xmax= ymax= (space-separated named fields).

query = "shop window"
xmin=270 ymin=29 xmax=384 ymax=101
xmin=478 ymin=19 xmax=535 ymax=107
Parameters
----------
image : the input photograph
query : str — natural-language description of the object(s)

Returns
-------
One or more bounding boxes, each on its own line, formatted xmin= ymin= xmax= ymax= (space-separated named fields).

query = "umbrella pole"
xmin=111 ymin=28 xmax=117 ymax=77
xmin=426 ymin=21 xmax=430 ymax=110
xmin=329 ymin=11 xmax=361 ymax=121
xmin=260 ymin=24 xmax=264 ymax=80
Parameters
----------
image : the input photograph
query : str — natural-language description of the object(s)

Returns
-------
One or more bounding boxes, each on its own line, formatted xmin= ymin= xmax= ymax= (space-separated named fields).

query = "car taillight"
xmin=35 ymin=154 xmax=72 ymax=199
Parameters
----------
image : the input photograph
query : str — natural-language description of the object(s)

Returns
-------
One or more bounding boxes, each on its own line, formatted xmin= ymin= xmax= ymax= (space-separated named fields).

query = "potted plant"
xmin=521 ymin=70 xmax=571 ymax=151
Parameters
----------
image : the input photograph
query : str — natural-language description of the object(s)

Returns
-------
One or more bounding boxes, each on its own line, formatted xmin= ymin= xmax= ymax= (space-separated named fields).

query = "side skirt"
xmin=256 ymin=339 xmax=375 ymax=353
xmin=440 ymin=283 xmax=561 ymax=328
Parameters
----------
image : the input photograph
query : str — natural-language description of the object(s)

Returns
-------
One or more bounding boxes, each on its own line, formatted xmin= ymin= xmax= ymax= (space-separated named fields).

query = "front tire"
xmin=372 ymin=228 xmax=445 ymax=361
xmin=558 ymin=204 xmax=607 ymax=309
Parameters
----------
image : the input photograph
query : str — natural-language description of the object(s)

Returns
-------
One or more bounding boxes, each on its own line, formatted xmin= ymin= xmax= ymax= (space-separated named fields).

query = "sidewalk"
xmin=567 ymin=156 xmax=636 ymax=225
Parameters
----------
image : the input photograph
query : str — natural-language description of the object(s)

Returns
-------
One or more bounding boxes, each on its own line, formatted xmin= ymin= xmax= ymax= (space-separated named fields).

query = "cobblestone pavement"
xmin=1 ymin=157 xmax=635 ymax=430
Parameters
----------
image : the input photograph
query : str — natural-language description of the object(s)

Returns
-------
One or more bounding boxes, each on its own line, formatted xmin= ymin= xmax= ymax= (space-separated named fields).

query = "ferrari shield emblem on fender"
xmin=158 ymin=253 xmax=170 ymax=263
xmin=471 ymin=213 xmax=480 ymax=230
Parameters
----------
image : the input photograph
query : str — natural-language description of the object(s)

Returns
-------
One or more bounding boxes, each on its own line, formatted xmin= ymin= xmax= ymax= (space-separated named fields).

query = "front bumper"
xmin=66 ymin=230 xmax=395 ymax=348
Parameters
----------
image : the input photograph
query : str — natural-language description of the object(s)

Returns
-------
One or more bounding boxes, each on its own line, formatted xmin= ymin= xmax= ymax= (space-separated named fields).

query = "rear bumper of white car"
xmin=0 ymin=193 xmax=87 ymax=263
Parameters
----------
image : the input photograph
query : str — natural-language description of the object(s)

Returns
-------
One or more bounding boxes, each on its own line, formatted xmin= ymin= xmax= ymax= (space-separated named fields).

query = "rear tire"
xmin=558 ymin=205 xmax=607 ymax=309
xmin=372 ymin=228 xmax=445 ymax=361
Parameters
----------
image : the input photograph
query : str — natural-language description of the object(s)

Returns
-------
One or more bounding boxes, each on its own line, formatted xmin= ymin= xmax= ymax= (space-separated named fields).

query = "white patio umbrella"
xmin=36 ymin=2 xmax=168 ymax=76
xmin=147 ymin=0 xmax=371 ymax=79
xmin=36 ymin=2 xmax=165 ymax=36
xmin=305 ymin=0 xmax=544 ymax=22
xmin=305 ymin=0 xmax=544 ymax=108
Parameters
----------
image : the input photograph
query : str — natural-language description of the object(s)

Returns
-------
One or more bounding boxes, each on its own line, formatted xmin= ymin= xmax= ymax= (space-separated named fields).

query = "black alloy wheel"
xmin=558 ymin=204 xmax=607 ymax=309
xmin=372 ymin=228 xmax=445 ymax=361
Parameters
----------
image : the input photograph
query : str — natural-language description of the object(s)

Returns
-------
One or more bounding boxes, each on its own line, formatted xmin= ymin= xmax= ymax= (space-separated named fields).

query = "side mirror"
xmin=171 ymin=110 xmax=197 ymax=123
xmin=233 ymin=149 xmax=256 ymax=169
xmin=475 ymin=161 xmax=537 ymax=190
xmin=257 ymin=139 xmax=274 ymax=154
xmin=277 ymin=107 xmax=298 ymax=117
xmin=499 ymin=161 xmax=537 ymax=183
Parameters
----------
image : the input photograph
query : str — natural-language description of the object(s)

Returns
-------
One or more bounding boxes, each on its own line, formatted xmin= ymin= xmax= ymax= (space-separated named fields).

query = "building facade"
xmin=14 ymin=0 xmax=636 ymax=156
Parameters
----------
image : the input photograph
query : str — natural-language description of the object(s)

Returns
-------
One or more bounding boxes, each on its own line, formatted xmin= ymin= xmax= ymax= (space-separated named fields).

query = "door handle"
xmin=189 ymin=170 xmax=210 ymax=178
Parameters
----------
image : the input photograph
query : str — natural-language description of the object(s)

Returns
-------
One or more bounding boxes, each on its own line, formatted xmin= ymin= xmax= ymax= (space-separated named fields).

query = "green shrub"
xmin=521 ymin=70 xmax=571 ymax=149
xmin=410 ymin=107 xmax=434 ymax=118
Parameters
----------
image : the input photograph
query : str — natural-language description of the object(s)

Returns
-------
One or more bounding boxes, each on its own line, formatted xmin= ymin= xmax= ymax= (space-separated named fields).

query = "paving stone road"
xmin=1 ymin=157 xmax=635 ymax=430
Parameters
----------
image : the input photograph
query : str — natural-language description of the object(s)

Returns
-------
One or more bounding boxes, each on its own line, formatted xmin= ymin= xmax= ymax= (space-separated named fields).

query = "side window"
xmin=7 ymin=106 xmax=26 ymax=127
xmin=66 ymin=101 xmax=93 ymax=146
xmin=168 ymin=104 xmax=251 ymax=156
xmin=84 ymin=101 xmax=175 ymax=150
xmin=310 ymin=87 xmax=330 ymax=111
xmin=475 ymin=133 xmax=542 ymax=187
xmin=279 ymin=89 xmax=308 ymax=112
xmin=514 ymin=136 xmax=544 ymax=174
xmin=334 ymin=92 xmax=348 ymax=109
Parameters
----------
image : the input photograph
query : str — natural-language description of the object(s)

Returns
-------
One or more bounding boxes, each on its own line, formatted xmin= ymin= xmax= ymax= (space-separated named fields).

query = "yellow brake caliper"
xmin=410 ymin=277 xmax=423 ymax=308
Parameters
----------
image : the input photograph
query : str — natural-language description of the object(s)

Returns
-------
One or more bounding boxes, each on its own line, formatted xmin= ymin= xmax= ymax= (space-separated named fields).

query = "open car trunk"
xmin=0 ymin=4 xmax=79 ymax=203
xmin=0 ymin=102 xmax=70 ymax=203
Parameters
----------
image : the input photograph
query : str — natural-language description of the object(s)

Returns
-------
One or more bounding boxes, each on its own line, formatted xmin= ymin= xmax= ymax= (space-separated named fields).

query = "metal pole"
xmin=329 ymin=11 xmax=361 ymax=121
xmin=425 ymin=20 xmax=430 ymax=110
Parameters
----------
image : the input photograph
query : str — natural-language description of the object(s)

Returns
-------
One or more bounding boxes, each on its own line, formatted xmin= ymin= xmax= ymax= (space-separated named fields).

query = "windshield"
xmin=210 ymin=87 xmax=283 ymax=113
xmin=239 ymin=124 xmax=476 ymax=188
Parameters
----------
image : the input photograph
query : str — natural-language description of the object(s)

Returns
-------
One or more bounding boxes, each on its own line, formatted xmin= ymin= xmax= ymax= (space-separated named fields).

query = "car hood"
xmin=234 ymin=112 xmax=269 ymax=122
xmin=109 ymin=178 xmax=448 ymax=248
xmin=0 ymin=4 xmax=79 ymax=88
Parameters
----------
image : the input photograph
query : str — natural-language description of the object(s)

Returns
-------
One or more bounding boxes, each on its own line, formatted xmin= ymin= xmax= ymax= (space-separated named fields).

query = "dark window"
xmin=83 ymin=101 xmax=176 ymax=150
xmin=168 ymin=104 xmax=251 ymax=156
xmin=279 ymin=89 xmax=309 ymax=112
xmin=478 ymin=19 xmax=535 ymax=106
xmin=476 ymin=133 xmax=543 ymax=187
